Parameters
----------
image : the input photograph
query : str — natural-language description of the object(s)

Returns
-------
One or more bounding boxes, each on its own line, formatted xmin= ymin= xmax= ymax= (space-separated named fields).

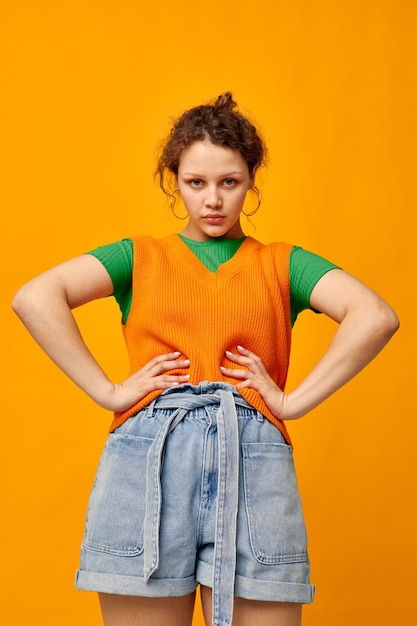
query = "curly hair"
xmin=156 ymin=92 xmax=266 ymax=196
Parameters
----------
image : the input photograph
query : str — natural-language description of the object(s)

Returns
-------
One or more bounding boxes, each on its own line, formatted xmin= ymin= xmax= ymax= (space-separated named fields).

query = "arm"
xmin=12 ymin=254 xmax=189 ymax=411
xmin=220 ymin=269 xmax=399 ymax=420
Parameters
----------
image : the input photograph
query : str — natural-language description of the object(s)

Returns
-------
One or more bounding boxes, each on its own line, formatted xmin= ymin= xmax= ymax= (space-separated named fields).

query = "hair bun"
xmin=214 ymin=92 xmax=237 ymax=110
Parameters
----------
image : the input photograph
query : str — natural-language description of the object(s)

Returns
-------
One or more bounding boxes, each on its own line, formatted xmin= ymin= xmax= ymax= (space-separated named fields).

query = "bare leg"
xmin=200 ymin=585 xmax=302 ymax=626
xmin=99 ymin=591 xmax=196 ymax=626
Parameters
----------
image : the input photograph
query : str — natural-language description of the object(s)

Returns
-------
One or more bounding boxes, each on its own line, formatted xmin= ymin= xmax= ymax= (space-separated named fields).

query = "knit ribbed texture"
xmin=178 ymin=234 xmax=246 ymax=272
xmin=111 ymin=234 xmax=294 ymax=444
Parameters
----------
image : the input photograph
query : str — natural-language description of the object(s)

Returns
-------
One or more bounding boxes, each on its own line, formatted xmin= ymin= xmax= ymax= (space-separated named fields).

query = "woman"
xmin=12 ymin=93 xmax=399 ymax=626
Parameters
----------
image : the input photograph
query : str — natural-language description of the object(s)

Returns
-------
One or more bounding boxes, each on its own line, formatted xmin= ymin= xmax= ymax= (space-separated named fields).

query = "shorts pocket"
xmin=242 ymin=442 xmax=308 ymax=565
xmin=82 ymin=433 xmax=152 ymax=556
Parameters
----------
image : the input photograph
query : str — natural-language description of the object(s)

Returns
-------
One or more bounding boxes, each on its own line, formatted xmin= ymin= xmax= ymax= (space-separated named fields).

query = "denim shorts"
xmin=76 ymin=382 xmax=314 ymax=626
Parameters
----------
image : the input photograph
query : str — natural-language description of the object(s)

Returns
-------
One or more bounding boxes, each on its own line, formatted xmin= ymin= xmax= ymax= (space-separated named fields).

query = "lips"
xmin=204 ymin=214 xmax=225 ymax=225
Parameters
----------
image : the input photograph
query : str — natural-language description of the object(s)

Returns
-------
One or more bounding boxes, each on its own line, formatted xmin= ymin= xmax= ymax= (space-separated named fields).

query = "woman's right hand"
xmin=12 ymin=255 xmax=189 ymax=412
xmin=106 ymin=352 xmax=190 ymax=412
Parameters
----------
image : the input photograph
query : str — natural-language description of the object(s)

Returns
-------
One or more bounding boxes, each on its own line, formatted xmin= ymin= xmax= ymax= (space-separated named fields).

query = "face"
xmin=176 ymin=140 xmax=252 ymax=241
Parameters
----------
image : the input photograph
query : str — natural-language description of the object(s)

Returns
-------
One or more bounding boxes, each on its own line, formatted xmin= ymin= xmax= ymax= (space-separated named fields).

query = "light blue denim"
xmin=76 ymin=382 xmax=315 ymax=626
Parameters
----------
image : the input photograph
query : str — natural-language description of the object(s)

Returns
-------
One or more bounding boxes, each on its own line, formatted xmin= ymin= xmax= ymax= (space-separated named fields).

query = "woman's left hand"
xmin=220 ymin=345 xmax=293 ymax=420
xmin=220 ymin=270 xmax=399 ymax=423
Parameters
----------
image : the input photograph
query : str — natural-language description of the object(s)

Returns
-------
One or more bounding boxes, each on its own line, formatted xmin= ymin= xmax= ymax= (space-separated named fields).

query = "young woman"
xmin=12 ymin=93 xmax=399 ymax=626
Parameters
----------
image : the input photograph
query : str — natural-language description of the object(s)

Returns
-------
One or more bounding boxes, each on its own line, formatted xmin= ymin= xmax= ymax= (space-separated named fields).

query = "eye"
xmin=189 ymin=179 xmax=204 ymax=187
xmin=223 ymin=178 xmax=237 ymax=187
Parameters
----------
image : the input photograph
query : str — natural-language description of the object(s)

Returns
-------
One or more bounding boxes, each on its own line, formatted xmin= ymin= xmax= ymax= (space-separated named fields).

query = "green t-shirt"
xmin=87 ymin=235 xmax=339 ymax=326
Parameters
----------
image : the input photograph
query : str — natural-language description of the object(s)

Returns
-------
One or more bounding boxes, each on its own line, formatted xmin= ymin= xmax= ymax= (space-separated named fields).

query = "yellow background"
xmin=1 ymin=1 xmax=415 ymax=624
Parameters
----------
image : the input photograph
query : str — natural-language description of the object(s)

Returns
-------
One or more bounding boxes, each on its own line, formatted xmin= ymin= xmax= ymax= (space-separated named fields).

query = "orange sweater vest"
xmin=110 ymin=234 xmax=294 ymax=444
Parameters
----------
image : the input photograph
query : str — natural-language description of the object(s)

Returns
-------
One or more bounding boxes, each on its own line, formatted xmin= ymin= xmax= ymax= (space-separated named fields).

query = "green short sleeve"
xmin=86 ymin=238 xmax=133 ymax=323
xmin=290 ymin=246 xmax=339 ymax=326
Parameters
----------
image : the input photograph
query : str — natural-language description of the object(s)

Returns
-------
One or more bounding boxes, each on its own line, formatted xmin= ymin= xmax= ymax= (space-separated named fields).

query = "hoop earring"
xmin=169 ymin=190 xmax=188 ymax=220
xmin=242 ymin=186 xmax=261 ymax=217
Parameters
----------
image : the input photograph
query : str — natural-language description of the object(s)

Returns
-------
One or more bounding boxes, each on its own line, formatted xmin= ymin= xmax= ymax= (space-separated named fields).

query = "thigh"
xmin=99 ymin=592 xmax=196 ymax=626
xmin=200 ymin=586 xmax=302 ymax=626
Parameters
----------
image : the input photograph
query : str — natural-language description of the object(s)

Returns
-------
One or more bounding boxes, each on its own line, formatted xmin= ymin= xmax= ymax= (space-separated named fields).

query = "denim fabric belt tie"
xmin=142 ymin=383 xmax=253 ymax=626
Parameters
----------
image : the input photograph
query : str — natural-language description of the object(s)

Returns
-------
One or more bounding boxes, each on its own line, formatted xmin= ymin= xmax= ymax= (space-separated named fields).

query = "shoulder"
xmin=248 ymin=238 xmax=295 ymax=274
xmin=86 ymin=237 xmax=134 ymax=276
xmin=130 ymin=234 xmax=176 ymax=251
xmin=245 ymin=237 xmax=295 ymax=257
xmin=129 ymin=234 xmax=181 ymax=273
xmin=289 ymin=246 xmax=339 ymax=281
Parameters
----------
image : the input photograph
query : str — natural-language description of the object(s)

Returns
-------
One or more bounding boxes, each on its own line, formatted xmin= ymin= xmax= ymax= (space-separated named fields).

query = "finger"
xmin=237 ymin=345 xmax=267 ymax=372
xmin=150 ymin=358 xmax=190 ymax=376
xmin=224 ymin=350 xmax=252 ymax=366
xmin=158 ymin=374 xmax=190 ymax=383
xmin=144 ymin=351 xmax=183 ymax=370
xmin=235 ymin=380 xmax=252 ymax=389
xmin=236 ymin=345 xmax=264 ymax=364
xmin=154 ymin=375 xmax=190 ymax=389
xmin=220 ymin=365 xmax=249 ymax=379
xmin=225 ymin=350 xmax=264 ymax=376
xmin=139 ymin=373 xmax=190 ymax=394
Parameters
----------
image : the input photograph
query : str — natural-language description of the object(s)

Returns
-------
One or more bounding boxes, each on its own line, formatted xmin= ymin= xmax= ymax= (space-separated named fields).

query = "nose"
xmin=204 ymin=185 xmax=222 ymax=208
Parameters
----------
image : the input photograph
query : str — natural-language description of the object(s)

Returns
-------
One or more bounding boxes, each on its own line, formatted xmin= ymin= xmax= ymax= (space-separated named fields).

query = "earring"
xmin=242 ymin=186 xmax=261 ymax=217
xmin=169 ymin=190 xmax=189 ymax=220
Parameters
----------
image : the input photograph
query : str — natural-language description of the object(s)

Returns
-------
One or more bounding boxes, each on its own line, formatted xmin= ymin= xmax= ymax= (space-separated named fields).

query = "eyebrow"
xmin=181 ymin=171 xmax=245 ymax=177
